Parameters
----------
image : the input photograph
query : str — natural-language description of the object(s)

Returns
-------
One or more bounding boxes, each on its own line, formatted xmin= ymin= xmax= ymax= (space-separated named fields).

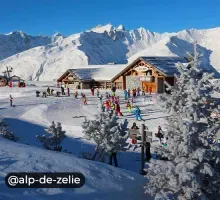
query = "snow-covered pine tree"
xmin=36 ymin=121 xmax=66 ymax=151
xmin=102 ymin=116 xmax=129 ymax=155
xmin=145 ymin=43 xmax=220 ymax=200
xmin=82 ymin=102 xmax=129 ymax=161
xmin=0 ymin=118 xmax=19 ymax=142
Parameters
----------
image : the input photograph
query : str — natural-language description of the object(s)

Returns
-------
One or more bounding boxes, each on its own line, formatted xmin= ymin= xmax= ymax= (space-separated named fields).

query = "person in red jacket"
xmin=91 ymin=87 xmax=94 ymax=96
xmin=149 ymin=86 xmax=152 ymax=95
xmin=105 ymin=100 xmax=111 ymax=111
xmin=10 ymin=95 xmax=13 ymax=107
xmin=115 ymin=103 xmax=123 ymax=116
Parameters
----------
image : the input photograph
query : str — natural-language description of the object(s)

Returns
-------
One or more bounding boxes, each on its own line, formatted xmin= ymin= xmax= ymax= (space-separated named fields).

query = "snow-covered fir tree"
xmin=145 ymin=43 xmax=220 ymax=200
xmin=82 ymin=102 xmax=129 ymax=160
xmin=0 ymin=118 xmax=19 ymax=142
xmin=37 ymin=121 xmax=66 ymax=151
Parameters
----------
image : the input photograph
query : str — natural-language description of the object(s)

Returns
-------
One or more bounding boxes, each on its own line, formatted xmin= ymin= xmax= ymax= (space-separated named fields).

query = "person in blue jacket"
xmin=124 ymin=89 xmax=128 ymax=100
xmin=134 ymin=106 xmax=142 ymax=120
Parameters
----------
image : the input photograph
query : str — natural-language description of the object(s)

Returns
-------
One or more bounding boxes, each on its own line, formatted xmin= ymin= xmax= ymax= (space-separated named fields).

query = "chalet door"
xmin=157 ymin=78 xmax=164 ymax=93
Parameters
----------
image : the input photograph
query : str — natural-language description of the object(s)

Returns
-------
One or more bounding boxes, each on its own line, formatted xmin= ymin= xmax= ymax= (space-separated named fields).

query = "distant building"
xmin=57 ymin=56 xmax=188 ymax=92
xmin=57 ymin=65 xmax=126 ymax=89
xmin=0 ymin=76 xmax=8 ymax=87
xmin=0 ymin=75 xmax=25 ymax=87
xmin=9 ymin=75 xmax=25 ymax=87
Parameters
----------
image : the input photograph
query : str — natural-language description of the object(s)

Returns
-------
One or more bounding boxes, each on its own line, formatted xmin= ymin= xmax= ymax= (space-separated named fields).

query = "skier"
xmin=96 ymin=89 xmax=100 ymax=97
xmin=111 ymin=95 xmax=115 ymax=102
xmin=149 ymin=86 xmax=152 ymax=95
xmin=131 ymin=122 xmax=139 ymax=144
xmin=142 ymin=88 xmax=145 ymax=96
xmin=56 ymin=91 xmax=61 ymax=97
xmin=111 ymin=86 xmax=116 ymax=97
xmin=124 ymin=89 xmax=128 ymax=100
xmin=112 ymin=103 xmax=116 ymax=111
xmin=91 ymin=87 xmax=94 ymax=96
xmin=115 ymin=103 xmax=123 ymax=116
xmin=109 ymin=149 xmax=118 ymax=167
xmin=67 ymin=87 xmax=70 ymax=96
xmin=74 ymin=91 xmax=78 ymax=98
xmin=116 ymin=96 xmax=120 ymax=104
xmin=145 ymin=142 xmax=152 ymax=161
xmin=128 ymin=89 xmax=131 ymax=98
xmin=61 ymin=86 xmax=65 ymax=95
xmin=137 ymin=87 xmax=141 ymax=96
xmin=105 ymin=100 xmax=111 ymax=111
xmin=134 ymin=106 xmax=142 ymax=121
xmin=126 ymin=101 xmax=132 ymax=112
xmin=47 ymin=87 xmax=50 ymax=95
xmin=36 ymin=91 xmax=40 ymax=97
xmin=50 ymin=89 xmax=54 ymax=96
xmin=131 ymin=97 xmax=134 ymax=106
xmin=99 ymin=94 xmax=103 ymax=101
xmin=42 ymin=91 xmax=47 ymax=98
xmin=83 ymin=96 xmax=87 ymax=105
xmin=155 ymin=125 xmax=164 ymax=143
xmin=9 ymin=95 xmax=13 ymax=107
xmin=132 ymin=89 xmax=136 ymax=98
xmin=105 ymin=92 xmax=109 ymax=99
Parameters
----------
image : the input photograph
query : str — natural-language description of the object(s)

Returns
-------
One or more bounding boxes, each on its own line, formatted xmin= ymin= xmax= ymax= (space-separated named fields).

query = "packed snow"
xmin=0 ymin=83 xmax=169 ymax=199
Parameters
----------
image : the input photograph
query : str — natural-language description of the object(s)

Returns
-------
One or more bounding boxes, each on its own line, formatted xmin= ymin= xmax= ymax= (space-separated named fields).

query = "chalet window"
xmin=146 ymin=70 xmax=152 ymax=76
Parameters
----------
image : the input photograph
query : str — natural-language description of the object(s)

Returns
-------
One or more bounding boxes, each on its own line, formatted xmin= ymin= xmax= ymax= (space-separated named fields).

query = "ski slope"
xmin=0 ymin=83 xmax=171 ymax=199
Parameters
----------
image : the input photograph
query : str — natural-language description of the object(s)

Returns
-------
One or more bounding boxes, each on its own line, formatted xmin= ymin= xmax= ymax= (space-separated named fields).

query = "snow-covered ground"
xmin=0 ymin=82 xmax=168 ymax=199
xmin=0 ymin=139 xmax=150 ymax=200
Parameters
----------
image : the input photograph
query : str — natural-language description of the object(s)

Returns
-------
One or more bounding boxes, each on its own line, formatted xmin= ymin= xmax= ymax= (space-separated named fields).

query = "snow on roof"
xmin=141 ymin=56 xmax=188 ymax=76
xmin=69 ymin=64 xmax=127 ymax=81
xmin=92 ymin=65 xmax=127 ymax=81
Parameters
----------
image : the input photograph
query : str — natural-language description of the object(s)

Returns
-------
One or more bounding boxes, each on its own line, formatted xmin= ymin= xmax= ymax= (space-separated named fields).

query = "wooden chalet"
xmin=111 ymin=56 xmax=188 ymax=93
xmin=9 ymin=75 xmax=25 ymax=87
xmin=57 ymin=65 xmax=126 ymax=89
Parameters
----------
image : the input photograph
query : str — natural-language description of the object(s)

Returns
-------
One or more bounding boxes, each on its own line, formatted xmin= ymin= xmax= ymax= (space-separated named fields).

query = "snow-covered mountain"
xmin=0 ymin=31 xmax=65 ymax=60
xmin=0 ymin=24 xmax=220 ymax=81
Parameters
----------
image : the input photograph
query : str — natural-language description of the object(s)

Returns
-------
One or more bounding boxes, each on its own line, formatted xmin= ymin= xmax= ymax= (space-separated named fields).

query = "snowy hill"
xmin=0 ymin=138 xmax=150 ymax=200
xmin=0 ymin=24 xmax=220 ymax=80
xmin=0 ymin=31 xmax=65 ymax=61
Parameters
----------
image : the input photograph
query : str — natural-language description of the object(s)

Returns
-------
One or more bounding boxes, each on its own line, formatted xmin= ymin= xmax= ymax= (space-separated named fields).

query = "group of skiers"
xmin=104 ymin=94 xmax=123 ymax=116
xmin=36 ymin=86 xmax=72 ymax=98
xmin=123 ymin=86 xmax=152 ymax=100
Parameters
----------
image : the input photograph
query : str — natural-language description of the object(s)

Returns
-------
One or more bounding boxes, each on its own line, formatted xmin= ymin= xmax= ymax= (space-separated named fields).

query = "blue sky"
xmin=0 ymin=0 xmax=220 ymax=36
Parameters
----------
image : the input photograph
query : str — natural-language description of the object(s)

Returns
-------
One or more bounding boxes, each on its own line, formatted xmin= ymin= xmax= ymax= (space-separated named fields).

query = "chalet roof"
xmin=111 ymin=56 xmax=188 ymax=81
xmin=58 ymin=64 xmax=127 ymax=82
xmin=69 ymin=68 xmax=100 ymax=81
xmin=141 ymin=56 xmax=188 ymax=76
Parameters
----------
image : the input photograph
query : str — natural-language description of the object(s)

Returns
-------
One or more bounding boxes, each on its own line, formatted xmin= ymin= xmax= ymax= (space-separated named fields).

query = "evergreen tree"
xmin=0 ymin=118 xmax=19 ymax=142
xmin=145 ymin=43 xmax=220 ymax=200
xmin=36 ymin=121 xmax=66 ymax=151
xmin=82 ymin=102 xmax=129 ymax=161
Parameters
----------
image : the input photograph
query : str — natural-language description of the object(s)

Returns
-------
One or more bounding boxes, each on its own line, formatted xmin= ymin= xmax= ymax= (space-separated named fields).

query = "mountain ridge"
xmin=0 ymin=24 xmax=219 ymax=81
